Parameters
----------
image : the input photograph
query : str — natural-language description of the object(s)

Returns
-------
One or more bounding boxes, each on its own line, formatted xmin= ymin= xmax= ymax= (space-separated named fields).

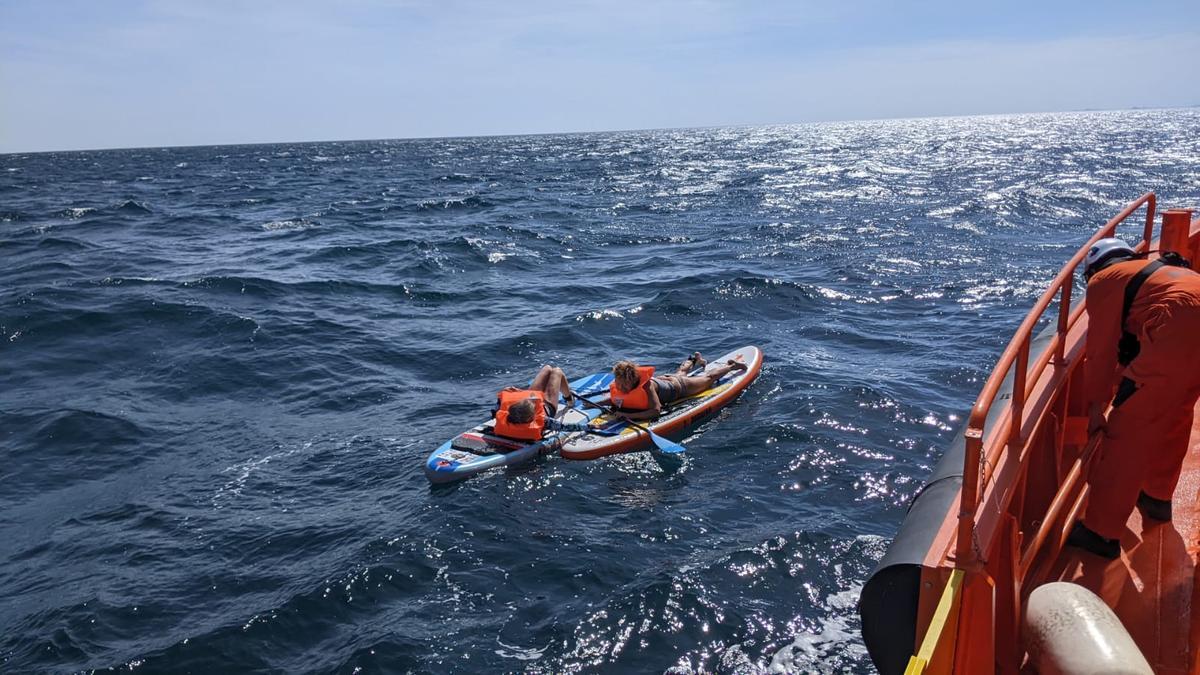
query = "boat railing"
xmin=893 ymin=193 xmax=1200 ymax=674
xmin=901 ymin=193 xmax=1160 ymax=674
xmin=955 ymin=192 xmax=1157 ymax=568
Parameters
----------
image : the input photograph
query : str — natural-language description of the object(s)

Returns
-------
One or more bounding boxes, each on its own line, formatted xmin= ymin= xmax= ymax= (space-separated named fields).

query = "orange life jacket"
xmin=493 ymin=389 xmax=546 ymax=441
xmin=609 ymin=366 xmax=655 ymax=410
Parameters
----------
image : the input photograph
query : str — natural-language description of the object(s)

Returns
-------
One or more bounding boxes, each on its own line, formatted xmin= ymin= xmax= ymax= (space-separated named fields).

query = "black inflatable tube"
xmin=859 ymin=322 xmax=1060 ymax=675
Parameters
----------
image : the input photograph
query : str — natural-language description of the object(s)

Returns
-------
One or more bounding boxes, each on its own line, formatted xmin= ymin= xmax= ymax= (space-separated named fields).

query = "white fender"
xmin=1024 ymin=582 xmax=1152 ymax=675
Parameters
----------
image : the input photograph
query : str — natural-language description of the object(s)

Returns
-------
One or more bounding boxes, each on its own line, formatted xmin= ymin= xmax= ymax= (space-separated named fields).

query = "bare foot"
xmin=679 ymin=351 xmax=707 ymax=372
xmin=727 ymin=358 xmax=748 ymax=372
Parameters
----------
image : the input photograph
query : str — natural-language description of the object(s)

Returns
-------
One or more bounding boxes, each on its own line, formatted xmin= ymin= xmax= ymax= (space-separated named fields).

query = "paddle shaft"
xmin=574 ymin=395 xmax=682 ymax=450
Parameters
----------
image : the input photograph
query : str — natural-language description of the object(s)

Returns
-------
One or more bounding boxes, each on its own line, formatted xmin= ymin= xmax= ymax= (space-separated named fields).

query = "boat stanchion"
xmin=1160 ymin=208 xmax=1195 ymax=262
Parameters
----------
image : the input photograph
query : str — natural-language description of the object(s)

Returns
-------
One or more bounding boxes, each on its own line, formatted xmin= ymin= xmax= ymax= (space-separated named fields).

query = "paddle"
xmin=554 ymin=422 xmax=620 ymax=437
xmin=574 ymin=395 xmax=686 ymax=456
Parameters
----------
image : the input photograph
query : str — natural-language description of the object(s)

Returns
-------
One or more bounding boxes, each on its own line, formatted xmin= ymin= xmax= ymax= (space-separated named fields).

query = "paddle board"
xmin=424 ymin=372 xmax=613 ymax=484
xmin=560 ymin=345 xmax=762 ymax=460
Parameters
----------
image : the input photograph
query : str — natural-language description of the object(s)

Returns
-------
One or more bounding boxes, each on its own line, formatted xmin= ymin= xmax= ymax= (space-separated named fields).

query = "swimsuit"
xmin=652 ymin=377 xmax=681 ymax=405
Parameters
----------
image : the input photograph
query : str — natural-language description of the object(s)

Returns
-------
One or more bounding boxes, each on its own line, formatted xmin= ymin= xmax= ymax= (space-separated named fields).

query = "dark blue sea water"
xmin=2 ymin=109 xmax=1198 ymax=673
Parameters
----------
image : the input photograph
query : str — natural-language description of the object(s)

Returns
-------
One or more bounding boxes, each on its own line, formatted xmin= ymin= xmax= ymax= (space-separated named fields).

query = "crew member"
xmin=1068 ymin=238 xmax=1200 ymax=559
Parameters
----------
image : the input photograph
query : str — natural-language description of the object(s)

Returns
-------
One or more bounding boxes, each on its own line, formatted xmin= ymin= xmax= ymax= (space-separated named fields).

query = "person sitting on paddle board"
xmin=493 ymin=365 xmax=591 ymax=441
xmin=603 ymin=352 xmax=747 ymax=421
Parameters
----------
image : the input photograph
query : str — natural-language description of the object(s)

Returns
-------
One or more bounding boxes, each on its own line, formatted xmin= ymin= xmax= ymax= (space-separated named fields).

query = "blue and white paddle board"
xmin=423 ymin=372 xmax=613 ymax=484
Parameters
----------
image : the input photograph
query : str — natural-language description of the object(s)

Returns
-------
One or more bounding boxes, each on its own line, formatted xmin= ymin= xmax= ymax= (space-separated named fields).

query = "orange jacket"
xmin=1085 ymin=258 xmax=1200 ymax=402
xmin=610 ymin=366 xmax=655 ymax=410
xmin=493 ymin=389 xmax=546 ymax=441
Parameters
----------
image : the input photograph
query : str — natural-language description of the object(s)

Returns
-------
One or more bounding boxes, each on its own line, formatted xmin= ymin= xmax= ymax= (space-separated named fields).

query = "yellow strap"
xmin=907 ymin=569 xmax=965 ymax=673
xmin=904 ymin=655 xmax=929 ymax=675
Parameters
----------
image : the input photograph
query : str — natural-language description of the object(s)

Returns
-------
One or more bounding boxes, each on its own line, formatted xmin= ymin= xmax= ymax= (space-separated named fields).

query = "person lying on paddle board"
xmin=601 ymin=352 xmax=748 ymax=421
xmin=491 ymin=365 xmax=589 ymax=441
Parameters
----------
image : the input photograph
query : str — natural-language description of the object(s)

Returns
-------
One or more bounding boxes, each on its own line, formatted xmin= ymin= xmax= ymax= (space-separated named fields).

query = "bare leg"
xmin=530 ymin=365 xmax=570 ymax=416
xmin=674 ymin=360 xmax=747 ymax=397
xmin=529 ymin=365 xmax=555 ymax=391
xmin=551 ymin=367 xmax=573 ymax=405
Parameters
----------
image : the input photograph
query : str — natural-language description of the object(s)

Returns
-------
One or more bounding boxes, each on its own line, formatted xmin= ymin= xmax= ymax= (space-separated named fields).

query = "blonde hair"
xmin=613 ymin=360 xmax=640 ymax=393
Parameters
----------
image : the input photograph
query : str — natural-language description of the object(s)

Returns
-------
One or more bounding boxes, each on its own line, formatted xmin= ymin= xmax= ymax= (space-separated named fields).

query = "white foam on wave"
xmin=766 ymin=584 xmax=869 ymax=673
xmin=947 ymin=221 xmax=983 ymax=234
xmin=816 ymin=287 xmax=853 ymax=301
xmin=262 ymin=219 xmax=314 ymax=231
xmin=575 ymin=305 xmax=642 ymax=321
xmin=99 ymin=276 xmax=161 ymax=285
xmin=465 ymin=236 xmax=533 ymax=265
xmin=213 ymin=441 xmax=314 ymax=505
xmin=64 ymin=206 xmax=97 ymax=219
xmin=759 ymin=534 xmax=887 ymax=673
xmin=494 ymin=638 xmax=549 ymax=661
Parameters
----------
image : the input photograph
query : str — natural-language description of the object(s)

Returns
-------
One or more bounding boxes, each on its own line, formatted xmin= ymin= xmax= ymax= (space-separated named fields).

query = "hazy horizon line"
xmin=3 ymin=104 xmax=1195 ymax=157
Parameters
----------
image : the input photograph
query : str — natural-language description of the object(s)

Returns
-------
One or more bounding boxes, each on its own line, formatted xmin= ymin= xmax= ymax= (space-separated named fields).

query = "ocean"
xmin=2 ymin=109 xmax=1198 ymax=673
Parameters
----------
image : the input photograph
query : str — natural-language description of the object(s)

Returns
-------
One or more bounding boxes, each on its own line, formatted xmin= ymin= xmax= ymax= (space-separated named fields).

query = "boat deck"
xmin=1052 ymin=399 xmax=1200 ymax=675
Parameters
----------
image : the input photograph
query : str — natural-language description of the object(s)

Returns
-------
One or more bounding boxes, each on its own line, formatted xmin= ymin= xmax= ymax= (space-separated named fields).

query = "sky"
xmin=1 ymin=0 xmax=1198 ymax=153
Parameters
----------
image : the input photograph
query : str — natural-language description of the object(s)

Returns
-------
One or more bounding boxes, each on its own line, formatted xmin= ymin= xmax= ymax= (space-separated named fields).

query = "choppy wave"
xmin=1 ymin=109 xmax=1198 ymax=672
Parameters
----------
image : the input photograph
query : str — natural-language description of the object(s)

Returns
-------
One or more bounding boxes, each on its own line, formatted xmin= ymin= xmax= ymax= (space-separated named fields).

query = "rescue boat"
xmin=859 ymin=193 xmax=1200 ymax=674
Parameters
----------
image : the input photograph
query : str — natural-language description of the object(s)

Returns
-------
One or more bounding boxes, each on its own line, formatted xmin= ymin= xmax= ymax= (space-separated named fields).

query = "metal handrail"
xmin=954 ymin=192 xmax=1157 ymax=563
xmin=1017 ymin=431 xmax=1103 ymax=578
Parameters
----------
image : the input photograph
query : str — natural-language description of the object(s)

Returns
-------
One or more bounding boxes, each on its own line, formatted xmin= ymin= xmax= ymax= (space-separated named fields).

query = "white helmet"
xmin=1083 ymin=237 xmax=1135 ymax=279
